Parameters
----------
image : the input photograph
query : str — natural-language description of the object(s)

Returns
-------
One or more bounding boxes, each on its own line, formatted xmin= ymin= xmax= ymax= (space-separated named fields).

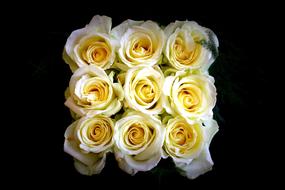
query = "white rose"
xmin=163 ymin=70 xmax=216 ymax=123
xmin=111 ymin=20 xmax=165 ymax=70
xmin=63 ymin=15 xmax=117 ymax=71
xmin=65 ymin=65 xmax=124 ymax=117
xmin=123 ymin=66 xmax=164 ymax=115
xmin=64 ymin=115 xmax=114 ymax=175
xmin=164 ymin=21 xmax=219 ymax=71
xmin=114 ymin=110 xmax=165 ymax=175
xmin=163 ymin=116 xmax=219 ymax=179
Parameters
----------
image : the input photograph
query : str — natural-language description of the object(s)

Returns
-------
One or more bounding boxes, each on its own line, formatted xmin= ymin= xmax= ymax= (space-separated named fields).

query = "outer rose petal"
xmin=86 ymin=15 xmax=112 ymax=34
xmin=114 ymin=146 xmax=137 ymax=175
xmin=86 ymin=98 xmax=122 ymax=117
xmin=162 ymin=76 xmax=176 ymax=97
xmin=111 ymin=19 xmax=144 ymax=40
xmin=164 ymin=21 xmax=182 ymax=36
xmin=65 ymin=28 xmax=87 ymax=59
xmin=125 ymin=152 xmax=162 ymax=172
xmin=203 ymin=118 xmax=219 ymax=144
xmin=176 ymin=145 xmax=214 ymax=179
xmin=74 ymin=153 xmax=106 ymax=176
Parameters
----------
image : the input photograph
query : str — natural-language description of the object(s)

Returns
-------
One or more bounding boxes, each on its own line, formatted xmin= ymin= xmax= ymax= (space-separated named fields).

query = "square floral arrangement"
xmin=63 ymin=15 xmax=219 ymax=179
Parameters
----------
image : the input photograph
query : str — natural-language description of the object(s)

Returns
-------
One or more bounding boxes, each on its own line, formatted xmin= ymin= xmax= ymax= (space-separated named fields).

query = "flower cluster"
xmin=63 ymin=15 xmax=219 ymax=179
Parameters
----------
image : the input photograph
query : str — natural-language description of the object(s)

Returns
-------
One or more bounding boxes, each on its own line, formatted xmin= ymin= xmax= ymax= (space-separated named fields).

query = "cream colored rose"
xmin=114 ymin=110 xmax=165 ymax=175
xmin=163 ymin=70 xmax=216 ymax=122
xmin=163 ymin=117 xmax=204 ymax=163
xmin=64 ymin=115 xmax=114 ymax=175
xmin=164 ymin=21 xmax=219 ymax=71
xmin=163 ymin=116 xmax=218 ymax=179
xmin=111 ymin=20 xmax=165 ymax=70
xmin=123 ymin=66 xmax=164 ymax=115
xmin=63 ymin=15 xmax=117 ymax=71
xmin=65 ymin=65 xmax=124 ymax=117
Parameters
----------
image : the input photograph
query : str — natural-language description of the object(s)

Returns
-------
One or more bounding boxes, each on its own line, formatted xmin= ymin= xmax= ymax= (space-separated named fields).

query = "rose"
xmin=123 ymin=66 xmax=164 ymax=115
xmin=65 ymin=65 xmax=124 ymax=117
xmin=164 ymin=21 xmax=219 ymax=71
xmin=162 ymin=117 xmax=219 ymax=179
xmin=163 ymin=116 xmax=204 ymax=163
xmin=163 ymin=70 xmax=216 ymax=122
xmin=64 ymin=115 xmax=114 ymax=175
xmin=63 ymin=15 xmax=117 ymax=71
xmin=111 ymin=20 xmax=165 ymax=70
xmin=114 ymin=110 xmax=165 ymax=175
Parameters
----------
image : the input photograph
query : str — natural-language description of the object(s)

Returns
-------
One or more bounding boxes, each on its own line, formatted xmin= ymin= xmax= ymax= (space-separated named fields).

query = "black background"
xmin=22 ymin=3 xmax=272 ymax=188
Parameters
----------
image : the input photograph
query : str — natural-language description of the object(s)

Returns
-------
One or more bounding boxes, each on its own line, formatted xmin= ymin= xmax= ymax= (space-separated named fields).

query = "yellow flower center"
xmin=91 ymin=45 xmax=108 ymax=62
xmin=134 ymin=80 xmax=156 ymax=104
xmin=173 ymin=35 xmax=201 ymax=66
xmin=81 ymin=118 xmax=113 ymax=147
xmin=83 ymin=78 xmax=110 ymax=105
xmin=166 ymin=120 xmax=203 ymax=156
xmin=124 ymin=122 xmax=154 ymax=150
xmin=126 ymin=32 xmax=155 ymax=63
xmin=128 ymin=124 xmax=145 ymax=145
xmin=177 ymin=83 xmax=202 ymax=113
xmin=79 ymin=36 xmax=111 ymax=67
xmin=89 ymin=124 xmax=104 ymax=141
xmin=132 ymin=37 xmax=152 ymax=58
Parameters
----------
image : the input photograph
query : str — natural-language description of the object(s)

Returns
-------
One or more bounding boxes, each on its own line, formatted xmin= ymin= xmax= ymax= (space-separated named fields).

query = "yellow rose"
xmin=65 ymin=65 xmax=124 ymax=117
xmin=114 ymin=110 xmax=165 ymax=175
xmin=163 ymin=117 xmax=204 ymax=162
xmin=123 ymin=66 xmax=164 ymax=115
xmin=164 ymin=21 xmax=219 ymax=71
xmin=63 ymin=15 xmax=117 ymax=71
xmin=163 ymin=116 xmax=219 ymax=179
xmin=111 ymin=20 xmax=165 ymax=70
xmin=64 ymin=115 xmax=114 ymax=175
xmin=163 ymin=70 xmax=216 ymax=122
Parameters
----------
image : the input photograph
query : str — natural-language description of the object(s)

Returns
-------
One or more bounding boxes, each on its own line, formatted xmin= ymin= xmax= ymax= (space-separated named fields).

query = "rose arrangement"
xmin=63 ymin=15 xmax=219 ymax=179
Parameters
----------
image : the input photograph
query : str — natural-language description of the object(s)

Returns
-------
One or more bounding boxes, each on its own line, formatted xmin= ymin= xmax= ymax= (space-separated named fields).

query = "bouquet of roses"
xmin=63 ymin=15 xmax=219 ymax=179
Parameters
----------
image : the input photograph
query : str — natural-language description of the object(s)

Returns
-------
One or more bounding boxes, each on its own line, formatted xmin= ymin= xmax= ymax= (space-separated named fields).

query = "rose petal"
xmin=87 ymin=15 xmax=112 ymax=34
xmin=73 ymin=153 xmax=106 ymax=176
xmin=175 ymin=145 xmax=214 ymax=179
xmin=203 ymin=119 xmax=219 ymax=144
